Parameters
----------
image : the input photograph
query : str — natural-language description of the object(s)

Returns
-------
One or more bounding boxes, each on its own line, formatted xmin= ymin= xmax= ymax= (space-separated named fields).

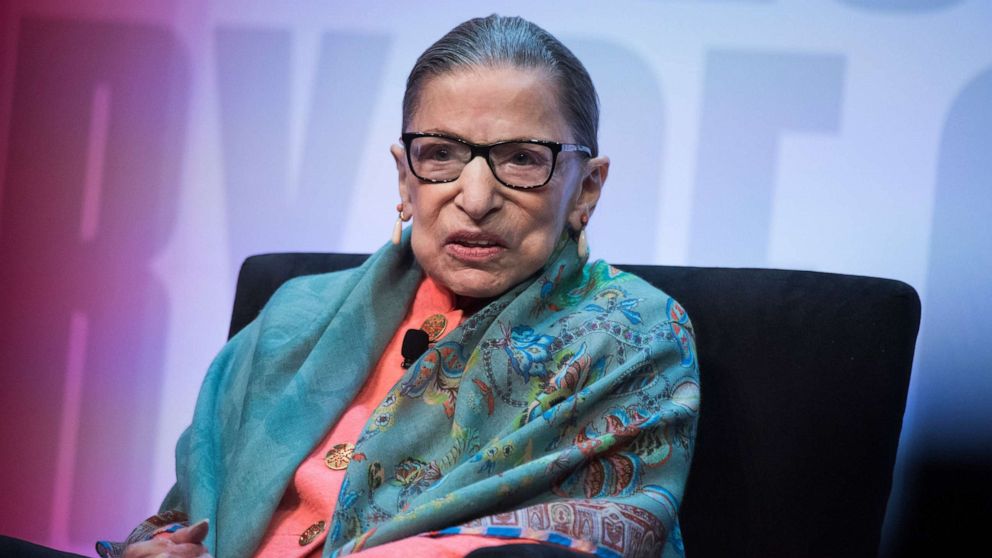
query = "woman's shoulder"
xmin=202 ymin=266 xmax=367 ymax=393
xmin=245 ymin=266 xmax=366 ymax=347
xmin=590 ymin=261 xmax=698 ymax=371
xmin=266 ymin=266 xmax=364 ymax=307
xmin=580 ymin=259 xmax=691 ymax=327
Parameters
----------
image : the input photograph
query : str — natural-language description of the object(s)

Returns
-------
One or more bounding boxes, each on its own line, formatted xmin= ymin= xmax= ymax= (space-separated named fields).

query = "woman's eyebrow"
xmin=417 ymin=129 xmax=553 ymax=145
xmin=418 ymin=127 xmax=459 ymax=137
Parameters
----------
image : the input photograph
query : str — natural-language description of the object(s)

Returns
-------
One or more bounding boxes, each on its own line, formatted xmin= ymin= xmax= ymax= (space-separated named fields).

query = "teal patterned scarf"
xmin=167 ymin=230 xmax=699 ymax=558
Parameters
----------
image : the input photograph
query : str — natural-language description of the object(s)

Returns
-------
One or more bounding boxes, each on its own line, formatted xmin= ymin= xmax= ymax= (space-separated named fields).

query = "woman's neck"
xmin=453 ymin=294 xmax=494 ymax=316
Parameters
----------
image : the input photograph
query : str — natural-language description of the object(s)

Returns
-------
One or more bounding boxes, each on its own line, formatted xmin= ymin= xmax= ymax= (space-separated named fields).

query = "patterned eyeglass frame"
xmin=400 ymin=132 xmax=592 ymax=190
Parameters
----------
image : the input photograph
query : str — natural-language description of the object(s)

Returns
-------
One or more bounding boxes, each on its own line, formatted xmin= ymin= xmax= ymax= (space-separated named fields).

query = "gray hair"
xmin=402 ymin=15 xmax=600 ymax=156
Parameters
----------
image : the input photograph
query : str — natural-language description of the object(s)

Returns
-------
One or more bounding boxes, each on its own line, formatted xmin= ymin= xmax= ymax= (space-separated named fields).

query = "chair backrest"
xmin=230 ymin=253 xmax=920 ymax=558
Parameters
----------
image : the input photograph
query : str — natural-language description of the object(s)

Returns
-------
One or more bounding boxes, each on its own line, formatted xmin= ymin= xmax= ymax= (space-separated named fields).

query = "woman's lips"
xmin=444 ymin=231 xmax=508 ymax=262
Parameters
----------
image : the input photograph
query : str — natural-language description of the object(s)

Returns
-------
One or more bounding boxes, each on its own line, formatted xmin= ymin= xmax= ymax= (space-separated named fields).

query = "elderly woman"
xmin=102 ymin=14 xmax=699 ymax=558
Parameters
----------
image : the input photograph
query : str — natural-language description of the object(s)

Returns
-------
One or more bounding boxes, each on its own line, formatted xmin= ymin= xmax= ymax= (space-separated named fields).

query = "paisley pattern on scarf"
xmin=164 ymin=230 xmax=698 ymax=558
xmin=327 ymin=235 xmax=699 ymax=557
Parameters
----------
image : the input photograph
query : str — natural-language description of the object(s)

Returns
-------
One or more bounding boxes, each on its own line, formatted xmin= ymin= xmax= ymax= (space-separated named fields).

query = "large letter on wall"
xmin=215 ymin=29 xmax=390 ymax=273
xmin=887 ymin=66 xmax=992 ymax=558
xmin=689 ymin=51 xmax=844 ymax=267
xmin=916 ymin=68 xmax=992 ymax=444
xmin=0 ymin=18 xmax=187 ymax=544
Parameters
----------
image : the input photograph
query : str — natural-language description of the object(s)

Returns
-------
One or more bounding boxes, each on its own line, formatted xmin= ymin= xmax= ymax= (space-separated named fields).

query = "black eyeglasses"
xmin=400 ymin=132 xmax=592 ymax=190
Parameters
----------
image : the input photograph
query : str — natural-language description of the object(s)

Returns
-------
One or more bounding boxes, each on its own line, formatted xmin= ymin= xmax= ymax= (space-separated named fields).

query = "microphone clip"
xmin=401 ymin=328 xmax=431 ymax=368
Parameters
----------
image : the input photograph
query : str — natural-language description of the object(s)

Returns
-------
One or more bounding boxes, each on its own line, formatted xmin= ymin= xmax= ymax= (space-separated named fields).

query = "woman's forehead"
xmin=408 ymin=66 xmax=573 ymax=144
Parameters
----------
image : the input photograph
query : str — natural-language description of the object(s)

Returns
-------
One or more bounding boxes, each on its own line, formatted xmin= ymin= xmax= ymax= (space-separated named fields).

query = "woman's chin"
xmin=448 ymin=279 xmax=507 ymax=300
xmin=436 ymin=268 xmax=512 ymax=300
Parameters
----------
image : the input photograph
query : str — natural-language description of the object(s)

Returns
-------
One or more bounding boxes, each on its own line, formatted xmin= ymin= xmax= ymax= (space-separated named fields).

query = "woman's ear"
xmin=391 ymin=144 xmax=412 ymax=209
xmin=568 ymin=155 xmax=609 ymax=230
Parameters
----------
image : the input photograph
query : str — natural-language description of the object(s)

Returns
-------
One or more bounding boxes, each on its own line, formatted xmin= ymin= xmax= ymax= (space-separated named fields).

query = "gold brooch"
xmin=299 ymin=520 xmax=325 ymax=546
xmin=421 ymin=313 xmax=447 ymax=342
xmin=324 ymin=442 xmax=355 ymax=470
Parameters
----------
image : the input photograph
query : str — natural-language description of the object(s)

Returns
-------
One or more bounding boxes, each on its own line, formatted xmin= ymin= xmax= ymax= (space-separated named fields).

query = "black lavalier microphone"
xmin=401 ymin=329 xmax=430 ymax=368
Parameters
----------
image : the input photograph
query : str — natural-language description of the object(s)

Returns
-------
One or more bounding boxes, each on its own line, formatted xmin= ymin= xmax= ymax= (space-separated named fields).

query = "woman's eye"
xmin=510 ymin=151 xmax=537 ymax=166
xmin=513 ymin=152 xmax=533 ymax=164
xmin=414 ymin=141 xmax=459 ymax=163
xmin=428 ymin=147 xmax=451 ymax=161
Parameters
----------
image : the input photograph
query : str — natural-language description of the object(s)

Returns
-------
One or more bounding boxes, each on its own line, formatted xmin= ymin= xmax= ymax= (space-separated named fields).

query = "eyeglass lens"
xmin=409 ymin=136 xmax=554 ymax=188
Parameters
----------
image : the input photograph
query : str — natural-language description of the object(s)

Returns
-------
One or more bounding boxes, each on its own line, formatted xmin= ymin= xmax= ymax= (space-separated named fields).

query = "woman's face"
xmin=392 ymin=66 xmax=608 ymax=299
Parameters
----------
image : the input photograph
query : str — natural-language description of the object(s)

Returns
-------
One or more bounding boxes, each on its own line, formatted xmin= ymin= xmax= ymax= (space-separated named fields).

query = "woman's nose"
xmin=454 ymin=157 xmax=503 ymax=221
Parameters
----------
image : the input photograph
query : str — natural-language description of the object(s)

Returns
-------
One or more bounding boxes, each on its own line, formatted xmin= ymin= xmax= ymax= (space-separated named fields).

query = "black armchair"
xmin=230 ymin=254 xmax=920 ymax=558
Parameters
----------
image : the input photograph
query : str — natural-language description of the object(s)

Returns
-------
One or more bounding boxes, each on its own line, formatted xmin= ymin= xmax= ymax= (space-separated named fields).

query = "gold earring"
xmin=577 ymin=214 xmax=590 ymax=259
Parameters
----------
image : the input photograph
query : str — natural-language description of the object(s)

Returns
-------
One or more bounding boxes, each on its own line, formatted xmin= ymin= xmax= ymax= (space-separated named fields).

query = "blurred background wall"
xmin=1 ymin=1 xmax=989 ymax=555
